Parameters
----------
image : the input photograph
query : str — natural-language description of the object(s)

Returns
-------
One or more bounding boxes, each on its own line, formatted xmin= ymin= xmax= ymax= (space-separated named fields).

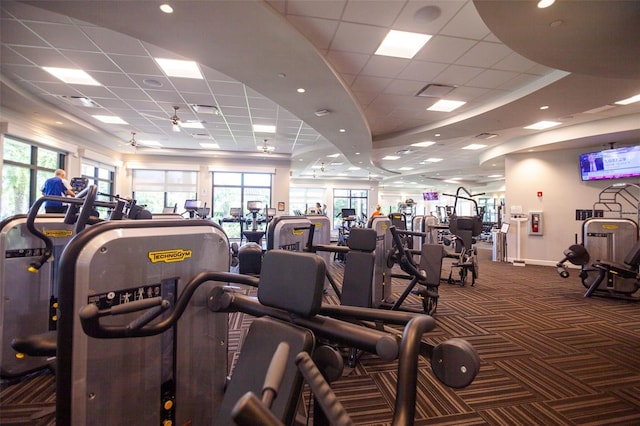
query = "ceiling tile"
xmin=342 ymin=0 xmax=404 ymax=27
xmin=108 ymin=87 xmax=153 ymax=101
xmin=392 ymin=0 xmax=466 ymax=34
xmin=455 ymin=41 xmax=512 ymax=68
xmin=89 ymin=71 xmax=137 ymax=88
xmin=360 ymin=55 xmax=410 ymax=79
xmin=287 ymin=15 xmax=339 ymax=50
xmin=330 ymin=22 xmax=386 ymax=54
xmin=493 ymin=52 xmax=540 ymax=73
xmin=440 ymin=1 xmax=490 ymax=40
xmin=414 ymin=35 xmax=476 ymax=63
xmin=10 ymin=45 xmax=71 ymax=68
xmin=383 ymin=79 xmax=427 ymax=96
xmin=397 ymin=60 xmax=448 ymax=82
xmin=108 ymin=54 xmax=163 ymax=76
xmin=61 ymin=50 xmax=122 ymax=72
xmin=283 ymin=0 xmax=346 ymax=20
xmin=1 ymin=19 xmax=49 ymax=46
xmin=169 ymin=78 xmax=210 ymax=94
xmin=82 ymin=26 xmax=149 ymax=56
xmin=350 ymin=75 xmax=391 ymax=94
xmin=432 ymin=64 xmax=483 ymax=86
xmin=26 ymin=22 xmax=97 ymax=51
xmin=466 ymin=69 xmax=519 ymax=89
xmin=325 ymin=50 xmax=370 ymax=75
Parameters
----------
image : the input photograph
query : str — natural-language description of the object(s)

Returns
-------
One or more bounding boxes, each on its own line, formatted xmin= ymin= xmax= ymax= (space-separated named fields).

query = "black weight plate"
xmin=431 ymin=338 xmax=480 ymax=388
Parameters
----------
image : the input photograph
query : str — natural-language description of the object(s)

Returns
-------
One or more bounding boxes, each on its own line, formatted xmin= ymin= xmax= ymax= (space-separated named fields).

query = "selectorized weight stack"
xmin=367 ymin=216 xmax=393 ymax=306
xmin=55 ymin=219 xmax=231 ymax=425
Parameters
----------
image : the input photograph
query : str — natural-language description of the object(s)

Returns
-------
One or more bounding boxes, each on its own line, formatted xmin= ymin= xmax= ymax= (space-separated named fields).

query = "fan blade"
xmin=139 ymin=112 xmax=170 ymax=120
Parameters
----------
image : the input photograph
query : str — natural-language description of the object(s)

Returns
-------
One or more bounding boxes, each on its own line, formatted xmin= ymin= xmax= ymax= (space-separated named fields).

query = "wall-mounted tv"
xmin=580 ymin=145 xmax=640 ymax=181
xmin=423 ymin=191 xmax=439 ymax=201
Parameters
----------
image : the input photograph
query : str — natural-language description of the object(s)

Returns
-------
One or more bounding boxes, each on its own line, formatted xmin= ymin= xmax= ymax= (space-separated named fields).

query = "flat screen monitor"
xmin=341 ymin=208 xmax=356 ymax=217
xmin=423 ymin=191 xmax=439 ymax=201
xmin=580 ymin=145 xmax=640 ymax=181
xmin=266 ymin=208 xmax=276 ymax=217
xmin=247 ymin=200 xmax=263 ymax=211
xmin=229 ymin=207 xmax=242 ymax=217
xmin=184 ymin=199 xmax=202 ymax=210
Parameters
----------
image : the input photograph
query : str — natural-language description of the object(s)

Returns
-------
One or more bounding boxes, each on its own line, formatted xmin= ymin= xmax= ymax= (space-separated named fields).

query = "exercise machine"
xmin=1 ymin=186 xmax=112 ymax=377
xmin=557 ymin=217 xmax=640 ymax=299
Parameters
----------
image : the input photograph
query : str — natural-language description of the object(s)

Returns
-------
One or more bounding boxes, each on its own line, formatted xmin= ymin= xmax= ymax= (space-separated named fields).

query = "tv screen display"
xmin=184 ymin=199 xmax=202 ymax=209
xmin=580 ymin=145 xmax=640 ymax=181
xmin=423 ymin=191 xmax=439 ymax=201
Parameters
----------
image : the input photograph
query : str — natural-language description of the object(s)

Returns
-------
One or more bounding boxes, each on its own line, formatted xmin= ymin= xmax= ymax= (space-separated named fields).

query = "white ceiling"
xmin=1 ymin=0 xmax=639 ymax=190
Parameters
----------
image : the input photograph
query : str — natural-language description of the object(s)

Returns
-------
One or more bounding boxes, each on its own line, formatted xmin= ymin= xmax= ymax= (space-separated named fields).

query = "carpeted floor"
xmin=3 ymin=244 xmax=640 ymax=425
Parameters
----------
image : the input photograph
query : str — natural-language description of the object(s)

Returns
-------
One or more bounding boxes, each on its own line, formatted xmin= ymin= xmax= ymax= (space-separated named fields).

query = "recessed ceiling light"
xmin=411 ymin=141 xmax=435 ymax=147
xmin=615 ymin=94 xmax=640 ymax=105
xmin=253 ymin=124 xmax=276 ymax=133
xmin=355 ymin=152 xmax=360 ymax=155
xmin=327 ymin=153 xmax=340 ymax=158
xmin=539 ymin=105 xmax=549 ymax=110
xmin=524 ymin=120 xmax=562 ymax=130
xmin=138 ymin=140 xmax=162 ymax=147
xmin=462 ymin=144 xmax=487 ymax=150
xmin=488 ymin=174 xmax=503 ymax=178
xmin=154 ymin=58 xmax=203 ymax=79
xmin=382 ymin=155 xmax=400 ymax=160
xmin=92 ymin=115 xmax=128 ymax=124
xmin=42 ymin=67 xmax=101 ymax=86
xmin=427 ymin=99 xmax=466 ymax=112
xmin=434 ymin=133 xmax=441 ymax=137
xmin=330 ymin=162 xmax=344 ymax=166
xmin=398 ymin=167 xmax=414 ymax=171
xmin=348 ymin=167 xmax=360 ymax=171
xmin=297 ymin=88 xmax=305 ymax=93
xmin=199 ymin=143 xmax=219 ymax=149
xmin=180 ymin=121 xmax=205 ymax=129
xmin=375 ymin=30 xmax=432 ymax=59
xmin=339 ymin=129 xmax=346 ymax=133
xmin=424 ymin=158 xmax=443 ymax=162
xmin=159 ymin=3 xmax=173 ymax=13
xmin=537 ymin=0 xmax=555 ymax=8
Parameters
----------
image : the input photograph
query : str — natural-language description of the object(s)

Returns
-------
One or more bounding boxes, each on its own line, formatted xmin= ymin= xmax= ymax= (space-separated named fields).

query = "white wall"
xmin=505 ymin=148 xmax=640 ymax=266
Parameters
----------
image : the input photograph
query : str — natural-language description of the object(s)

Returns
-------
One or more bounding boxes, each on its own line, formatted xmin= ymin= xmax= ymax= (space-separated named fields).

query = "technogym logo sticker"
xmin=43 ymin=229 xmax=73 ymax=238
xmin=148 ymin=249 xmax=192 ymax=263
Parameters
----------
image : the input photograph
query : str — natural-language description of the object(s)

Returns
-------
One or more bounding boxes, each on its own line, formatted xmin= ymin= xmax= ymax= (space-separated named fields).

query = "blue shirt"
xmin=42 ymin=177 xmax=67 ymax=207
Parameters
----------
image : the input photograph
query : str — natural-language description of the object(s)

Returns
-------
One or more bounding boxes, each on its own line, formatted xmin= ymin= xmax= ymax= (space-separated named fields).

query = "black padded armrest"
xmin=11 ymin=331 xmax=57 ymax=357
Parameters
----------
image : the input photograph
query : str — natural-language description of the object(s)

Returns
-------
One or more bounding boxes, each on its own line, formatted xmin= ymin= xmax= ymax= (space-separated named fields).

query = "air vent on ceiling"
xmin=416 ymin=83 xmax=456 ymax=98
xmin=58 ymin=95 xmax=101 ymax=108
xmin=190 ymin=104 xmax=220 ymax=115
xmin=191 ymin=133 xmax=214 ymax=140
xmin=475 ymin=133 xmax=498 ymax=140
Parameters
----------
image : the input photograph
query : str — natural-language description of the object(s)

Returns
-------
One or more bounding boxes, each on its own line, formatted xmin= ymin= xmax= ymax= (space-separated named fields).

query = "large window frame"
xmin=332 ymin=188 xmax=368 ymax=230
xmin=212 ymin=171 xmax=272 ymax=239
xmin=81 ymin=160 xmax=115 ymax=217
xmin=131 ymin=169 xmax=198 ymax=214
xmin=1 ymin=135 xmax=65 ymax=219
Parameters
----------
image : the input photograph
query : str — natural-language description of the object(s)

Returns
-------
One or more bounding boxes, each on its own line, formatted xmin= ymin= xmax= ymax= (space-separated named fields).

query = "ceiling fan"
xmin=260 ymin=139 xmax=275 ymax=154
xmin=140 ymin=106 xmax=182 ymax=132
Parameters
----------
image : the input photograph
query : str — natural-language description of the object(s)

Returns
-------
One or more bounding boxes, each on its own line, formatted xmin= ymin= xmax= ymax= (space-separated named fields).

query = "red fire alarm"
xmin=537 ymin=191 xmax=543 ymax=197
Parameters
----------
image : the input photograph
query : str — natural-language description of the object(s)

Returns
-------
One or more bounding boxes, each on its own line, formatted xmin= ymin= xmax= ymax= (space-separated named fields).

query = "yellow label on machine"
xmin=43 ymin=229 xmax=73 ymax=238
xmin=148 ymin=249 xmax=192 ymax=263
xmin=602 ymin=225 xmax=619 ymax=230
xmin=292 ymin=229 xmax=304 ymax=236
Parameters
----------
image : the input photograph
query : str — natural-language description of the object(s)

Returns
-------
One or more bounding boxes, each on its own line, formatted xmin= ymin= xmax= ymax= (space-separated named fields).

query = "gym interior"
xmin=2 ymin=1 xmax=640 ymax=424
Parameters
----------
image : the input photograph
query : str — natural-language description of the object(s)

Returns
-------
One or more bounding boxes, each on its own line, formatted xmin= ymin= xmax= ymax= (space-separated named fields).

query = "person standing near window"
xmin=41 ymin=169 xmax=75 ymax=213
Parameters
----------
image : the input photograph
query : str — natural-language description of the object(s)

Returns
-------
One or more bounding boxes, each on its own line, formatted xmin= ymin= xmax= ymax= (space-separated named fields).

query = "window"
xmin=289 ymin=187 xmax=325 ymax=215
xmin=132 ymin=170 xmax=197 ymax=213
xmin=81 ymin=161 xmax=115 ymax=217
xmin=333 ymin=188 xmax=368 ymax=229
xmin=212 ymin=171 xmax=272 ymax=238
xmin=1 ymin=136 xmax=65 ymax=219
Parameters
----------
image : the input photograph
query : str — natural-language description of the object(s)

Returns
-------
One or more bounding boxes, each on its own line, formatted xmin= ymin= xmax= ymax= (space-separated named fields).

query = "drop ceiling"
xmin=1 ymin=0 xmax=639 ymax=190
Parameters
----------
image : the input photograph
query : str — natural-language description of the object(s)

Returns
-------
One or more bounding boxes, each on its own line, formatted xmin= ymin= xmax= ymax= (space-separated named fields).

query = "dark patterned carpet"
xmin=3 ymin=244 xmax=640 ymax=425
